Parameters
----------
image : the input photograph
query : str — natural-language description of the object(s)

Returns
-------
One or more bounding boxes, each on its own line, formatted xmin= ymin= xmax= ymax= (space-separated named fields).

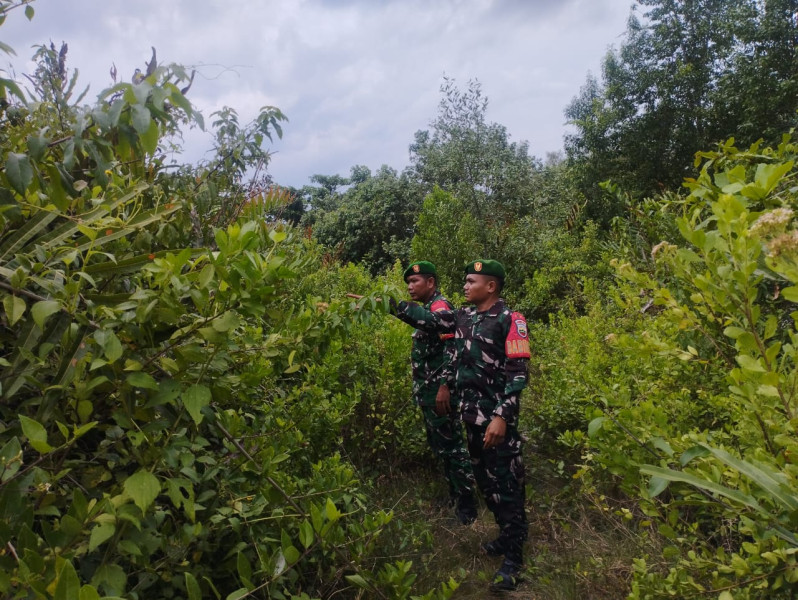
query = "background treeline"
xmin=1 ymin=0 xmax=798 ymax=598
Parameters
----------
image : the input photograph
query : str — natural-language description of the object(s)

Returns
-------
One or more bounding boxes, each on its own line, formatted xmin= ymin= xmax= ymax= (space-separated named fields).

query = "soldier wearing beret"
xmin=393 ymin=259 xmax=530 ymax=591
xmin=402 ymin=261 xmax=478 ymax=525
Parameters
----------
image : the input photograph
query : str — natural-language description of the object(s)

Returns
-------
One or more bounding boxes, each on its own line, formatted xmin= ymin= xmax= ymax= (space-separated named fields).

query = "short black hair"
xmin=423 ymin=273 xmax=438 ymax=287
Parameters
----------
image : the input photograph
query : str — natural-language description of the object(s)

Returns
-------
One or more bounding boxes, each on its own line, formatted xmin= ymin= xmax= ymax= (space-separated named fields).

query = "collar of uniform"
xmin=478 ymin=299 xmax=505 ymax=317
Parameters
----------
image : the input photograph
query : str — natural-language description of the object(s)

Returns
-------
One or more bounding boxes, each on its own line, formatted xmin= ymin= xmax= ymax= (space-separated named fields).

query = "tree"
xmin=565 ymin=0 xmax=798 ymax=204
xmin=305 ymin=165 xmax=424 ymax=274
xmin=410 ymin=187 xmax=483 ymax=292
xmin=410 ymin=77 xmax=539 ymax=255
xmin=716 ymin=0 xmax=798 ymax=143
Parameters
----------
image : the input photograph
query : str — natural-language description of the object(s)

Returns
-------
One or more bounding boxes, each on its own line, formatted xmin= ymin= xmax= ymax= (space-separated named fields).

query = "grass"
xmin=368 ymin=446 xmax=661 ymax=599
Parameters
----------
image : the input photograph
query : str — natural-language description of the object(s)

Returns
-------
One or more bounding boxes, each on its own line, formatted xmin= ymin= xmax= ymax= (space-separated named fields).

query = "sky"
xmin=4 ymin=0 xmax=633 ymax=188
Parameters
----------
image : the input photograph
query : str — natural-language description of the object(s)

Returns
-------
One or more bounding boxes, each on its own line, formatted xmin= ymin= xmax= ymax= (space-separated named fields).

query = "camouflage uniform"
xmin=411 ymin=291 xmax=477 ymax=513
xmin=396 ymin=298 xmax=530 ymax=563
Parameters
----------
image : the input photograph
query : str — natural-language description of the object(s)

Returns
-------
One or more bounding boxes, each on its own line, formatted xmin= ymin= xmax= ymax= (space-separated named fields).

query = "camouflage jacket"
xmin=409 ymin=291 xmax=456 ymax=407
xmin=396 ymin=299 xmax=530 ymax=427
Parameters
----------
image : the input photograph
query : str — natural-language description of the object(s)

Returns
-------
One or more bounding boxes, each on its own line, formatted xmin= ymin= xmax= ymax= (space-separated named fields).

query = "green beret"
xmin=464 ymin=259 xmax=505 ymax=280
xmin=403 ymin=260 xmax=437 ymax=282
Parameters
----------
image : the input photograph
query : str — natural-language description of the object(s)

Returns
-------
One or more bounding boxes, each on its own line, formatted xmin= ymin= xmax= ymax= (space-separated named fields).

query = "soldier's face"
xmin=407 ymin=274 xmax=435 ymax=302
xmin=463 ymin=274 xmax=492 ymax=304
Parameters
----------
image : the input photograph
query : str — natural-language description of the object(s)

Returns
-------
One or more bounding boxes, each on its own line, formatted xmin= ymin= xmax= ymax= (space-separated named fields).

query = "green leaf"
xmin=722 ymin=326 xmax=746 ymax=339
xmin=345 ymin=574 xmax=370 ymax=589
xmin=299 ymin=519 xmax=314 ymax=549
xmin=5 ymin=152 xmax=33 ymax=195
xmin=236 ymin=552 xmax=252 ymax=585
xmin=183 ymin=384 xmax=211 ymax=425
xmin=24 ymin=4 xmax=34 ymax=20
xmin=212 ymin=311 xmax=239 ymax=332
xmin=90 ymin=564 xmax=127 ymax=596
xmin=283 ymin=544 xmax=300 ymax=564
xmin=639 ymin=465 xmax=762 ymax=512
xmin=0 ymin=209 xmax=58 ymax=263
xmin=0 ymin=436 xmax=22 ymax=481
xmin=127 ymin=372 xmax=158 ymax=390
xmin=310 ymin=502 xmax=323 ymax=532
xmin=702 ymin=445 xmax=798 ymax=512
xmin=680 ymin=445 xmax=710 ymax=466
xmin=54 ymin=560 xmax=80 ymax=600
xmin=19 ymin=415 xmax=52 ymax=453
xmin=27 ymin=131 xmax=49 ymax=161
xmin=140 ymin=117 xmax=159 ymax=154
xmin=130 ymin=104 xmax=152 ymax=134
xmin=60 ymin=514 xmax=82 ymax=537
xmin=123 ymin=469 xmax=160 ymax=512
xmin=325 ymin=497 xmax=341 ymax=521
xmin=198 ymin=263 xmax=214 ymax=288
xmin=647 ymin=476 xmax=669 ymax=498
xmin=99 ymin=330 xmax=123 ymax=362
xmin=226 ymin=589 xmax=248 ymax=600
xmin=650 ymin=437 xmax=673 ymax=457
xmin=3 ymin=295 xmax=25 ymax=326
xmin=736 ymin=354 xmax=765 ymax=372
xmin=88 ymin=521 xmax=115 ymax=551
xmin=185 ymin=573 xmax=202 ymax=600
xmin=757 ymin=384 xmax=781 ymax=398
xmin=269 ymin=229 xmax=287 ymax=243
xmin=79 ymin=585 xmax=101 ymax=600
xmin=31 ymin=300 xmax=60 ymax=329
xmin=587 ymin=416 xmax=606 ymax=437
xmin=781 ymin=286 xmax=798 ymax=302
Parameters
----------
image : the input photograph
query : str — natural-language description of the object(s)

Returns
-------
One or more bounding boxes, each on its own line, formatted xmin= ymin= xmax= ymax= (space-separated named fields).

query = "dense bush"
xmin=530 ymin=137 xmax=798 ymax=598
xmin=0 ymin=34 xmax=457 ymax=599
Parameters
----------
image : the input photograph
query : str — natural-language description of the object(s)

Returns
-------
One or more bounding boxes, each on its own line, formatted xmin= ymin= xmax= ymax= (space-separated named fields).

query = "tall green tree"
xmin=716 ymin=0 xmax=798 ymax=143
xmin=565 ymin=0 xmax=798 ymax=206
xmin=409 ymin=77 xmax=539 ymax=255
xmin=304 ymin=165 xmax=424 ymax=274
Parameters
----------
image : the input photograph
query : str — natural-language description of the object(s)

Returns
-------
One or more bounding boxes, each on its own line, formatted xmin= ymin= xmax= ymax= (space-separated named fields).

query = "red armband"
xmin=431 ymin=299 xmax=454 ymax=340
xmin=505 ymin=312 xmax=530 ymax=358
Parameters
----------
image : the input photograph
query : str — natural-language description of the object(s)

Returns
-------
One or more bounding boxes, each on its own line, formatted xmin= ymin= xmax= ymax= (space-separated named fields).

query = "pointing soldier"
xmin=393 ymin=259 xmax=530 ymax=591
xmin=402 ymin=261 xmax=478 ymax=525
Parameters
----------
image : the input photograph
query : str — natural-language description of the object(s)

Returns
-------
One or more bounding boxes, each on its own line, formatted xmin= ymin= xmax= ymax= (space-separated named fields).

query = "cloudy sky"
xmin=5 ymin=0 xmax=633 ymax=187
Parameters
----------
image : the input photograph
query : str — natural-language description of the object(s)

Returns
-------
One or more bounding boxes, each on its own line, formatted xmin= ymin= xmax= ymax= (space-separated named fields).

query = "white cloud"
xmin=4 ymin=0 xmax=631 ymax=186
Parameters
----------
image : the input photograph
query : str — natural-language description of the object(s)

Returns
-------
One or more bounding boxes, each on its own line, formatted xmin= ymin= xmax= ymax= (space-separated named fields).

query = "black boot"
xmin=490 ymin=558 xmax=522 ymax=591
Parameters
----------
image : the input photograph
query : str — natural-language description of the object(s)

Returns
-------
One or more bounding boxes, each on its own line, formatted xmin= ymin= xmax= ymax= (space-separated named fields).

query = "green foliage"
xmin=410 ymin=187 xmax=481 ymax=292
xmin=545 ymin=136 xmax=798 ymax=598
xmin=291 ymin=260 xmax=429 ymax=466
xmin=410 ymin=77 xmax=539 ymax=256
xmin=303 ymin=165 xmax=424 ymax=274
xmin=0 ymin=34 xmax=459 ymax=600
xmin=566 ymin=0 xmax=798 ymax=204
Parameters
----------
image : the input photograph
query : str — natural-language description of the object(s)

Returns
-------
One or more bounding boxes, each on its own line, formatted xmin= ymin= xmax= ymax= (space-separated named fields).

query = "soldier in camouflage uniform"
xmin=402 ymin=261 xmax=478 ymax=525
xmin=394 ymin=259 xmax=530 ymax=591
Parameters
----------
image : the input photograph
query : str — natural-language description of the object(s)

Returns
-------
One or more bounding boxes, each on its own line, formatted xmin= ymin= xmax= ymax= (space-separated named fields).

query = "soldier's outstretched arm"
xmin=393 ymin=300 xmax=457 ymax=334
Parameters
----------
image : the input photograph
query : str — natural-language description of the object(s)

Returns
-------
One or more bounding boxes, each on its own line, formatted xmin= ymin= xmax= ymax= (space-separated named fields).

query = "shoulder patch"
xmin=430 ymin=299 xmax=450 ymax=312
xmin=505 ymin=311 xmax=530 ymax=358
xmin=430 ymin=299 xmax=454 ymax=339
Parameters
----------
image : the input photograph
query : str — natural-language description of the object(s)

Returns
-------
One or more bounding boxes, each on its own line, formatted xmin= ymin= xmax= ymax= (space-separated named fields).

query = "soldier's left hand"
xmin=483 ymin=416 xmax=506 ymax=449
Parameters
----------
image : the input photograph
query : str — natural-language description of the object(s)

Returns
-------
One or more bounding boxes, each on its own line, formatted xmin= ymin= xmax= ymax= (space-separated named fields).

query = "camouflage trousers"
xmin=419 ymin=405 xmax=476 ymax=503
xmin=465 ymin=422 xmax=528 ymax=562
